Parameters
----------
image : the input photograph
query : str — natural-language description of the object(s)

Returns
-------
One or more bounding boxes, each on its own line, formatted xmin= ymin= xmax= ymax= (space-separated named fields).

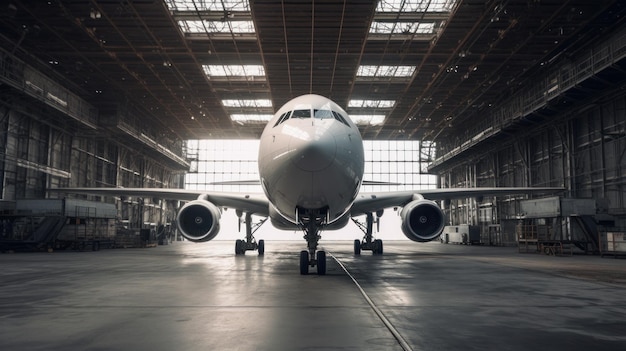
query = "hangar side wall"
xmin=438 ymin=91 xmax=625 ymax=230
xmin=0 ymin=104 xmax=181 ymax=229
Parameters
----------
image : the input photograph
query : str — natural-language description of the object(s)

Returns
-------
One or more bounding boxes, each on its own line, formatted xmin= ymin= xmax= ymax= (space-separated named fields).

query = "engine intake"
xmin=176 ymin=200 xmax=221 ymax=242
xmin=400 ymin=199 xmax=445 ymax=242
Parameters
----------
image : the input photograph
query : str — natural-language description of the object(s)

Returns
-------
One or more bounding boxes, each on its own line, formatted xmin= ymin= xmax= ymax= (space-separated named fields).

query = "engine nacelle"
xmin=400 ymin=199 xmax=445 ymax=242
xmin=176 ymin=200 xmax=221 ymax=242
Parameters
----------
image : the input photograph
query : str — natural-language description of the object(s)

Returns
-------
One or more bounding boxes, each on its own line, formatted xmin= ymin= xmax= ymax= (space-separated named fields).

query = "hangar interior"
xmin=0 ymin=0 xmax=624 ymax=253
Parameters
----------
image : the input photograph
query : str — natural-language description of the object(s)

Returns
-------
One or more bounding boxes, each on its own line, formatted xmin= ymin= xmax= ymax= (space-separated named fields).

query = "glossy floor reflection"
xmin=1 ymin=241 xmax=625 ymax=350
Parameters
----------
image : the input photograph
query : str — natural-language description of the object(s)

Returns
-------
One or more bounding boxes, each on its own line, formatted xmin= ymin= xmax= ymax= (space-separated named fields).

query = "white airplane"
xmin=52 ymin=94 xmax=561 ymax=275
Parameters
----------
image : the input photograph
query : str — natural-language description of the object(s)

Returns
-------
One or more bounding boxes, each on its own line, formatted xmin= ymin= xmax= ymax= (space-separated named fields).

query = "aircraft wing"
xmin=350 ymin=187 xmax=563 ymax=216
xmin=48 ymin=187 xmax=270 ymax=216
xmin=208 ymin=179 xmax=402 ymax=186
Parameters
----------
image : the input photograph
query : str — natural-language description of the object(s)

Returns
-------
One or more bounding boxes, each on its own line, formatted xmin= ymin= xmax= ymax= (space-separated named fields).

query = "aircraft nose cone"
xmin=290 ymin=134 xmax=337 ymax=172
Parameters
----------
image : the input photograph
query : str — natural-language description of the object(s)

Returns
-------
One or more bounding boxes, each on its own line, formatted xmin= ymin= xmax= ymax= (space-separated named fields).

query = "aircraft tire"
xmin=235 ymin=240 xmax=244 ymax=255
xmin=300 ymin=250 xmax=309 ymax=275
xmin=316 ymin=251 xmax=326 ymax=275
xmin=373 ymin=239 xmax=384 ymax=255
xmin=258 ymin=239 xmax=265 ymax=255
xmin=353 ymin=239 xmax=361 ymax=255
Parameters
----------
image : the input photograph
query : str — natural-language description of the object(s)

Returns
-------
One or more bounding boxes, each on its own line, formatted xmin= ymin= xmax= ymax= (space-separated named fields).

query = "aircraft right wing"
xmin=351 ymin=187 xmax=563 ymax=216
xmin=351 ymin=187 xmax=563 ymax=243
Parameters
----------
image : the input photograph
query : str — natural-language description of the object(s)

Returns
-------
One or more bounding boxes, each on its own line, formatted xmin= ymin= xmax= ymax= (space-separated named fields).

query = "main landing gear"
xmin=234 ymin=212 xmax=267 ymax=256
xmin=352 ymin=213 xmax=384 ymax=255
xmin=299 ymin=210 xmax=327 ymax=275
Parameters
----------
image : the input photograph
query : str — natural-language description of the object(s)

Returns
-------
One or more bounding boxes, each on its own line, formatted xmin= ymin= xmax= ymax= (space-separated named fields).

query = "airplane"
xmin=50 ymin=94 xmax=562 ymax=275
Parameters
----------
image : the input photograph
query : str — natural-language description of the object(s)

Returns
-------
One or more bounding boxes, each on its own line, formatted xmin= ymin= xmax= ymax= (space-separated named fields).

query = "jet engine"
xmin=400 ymin=199 xmax=445 ymax=242
xmin=176 ymin=200 xmax=221 ymax=242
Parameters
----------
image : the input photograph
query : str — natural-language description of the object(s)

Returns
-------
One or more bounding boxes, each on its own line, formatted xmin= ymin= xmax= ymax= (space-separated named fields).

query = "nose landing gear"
xmin=298 ymin=210 xmax=327 ymax=275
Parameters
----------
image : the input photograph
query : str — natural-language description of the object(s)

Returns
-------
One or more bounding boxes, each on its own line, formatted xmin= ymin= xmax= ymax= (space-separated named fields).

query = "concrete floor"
xmin=1 ymin=240 xmax=625 ymax=351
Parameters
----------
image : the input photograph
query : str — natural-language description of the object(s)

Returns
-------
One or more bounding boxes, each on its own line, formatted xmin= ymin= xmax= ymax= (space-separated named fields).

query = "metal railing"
xmin=0 ymin=47 xmax=98 ymax=129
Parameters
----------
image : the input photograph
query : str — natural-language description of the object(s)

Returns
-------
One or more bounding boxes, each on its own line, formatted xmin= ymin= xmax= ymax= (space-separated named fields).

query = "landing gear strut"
xmin=299 ymin=210 xmax=327 ymax=275
xmin=352 ymin=213 xmax=384 ymax=255
xmin=234 ymin=212 xmax=267 ymax=256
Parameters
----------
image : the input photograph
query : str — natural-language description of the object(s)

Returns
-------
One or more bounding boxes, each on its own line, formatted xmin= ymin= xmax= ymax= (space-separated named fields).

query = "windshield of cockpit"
xmin=274 ymin=108 xmax=350 ymax=127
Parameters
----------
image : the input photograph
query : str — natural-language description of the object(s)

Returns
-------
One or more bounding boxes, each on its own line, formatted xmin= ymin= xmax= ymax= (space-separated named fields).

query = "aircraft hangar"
xmin=1 ymin=1 xmax=625 ymax=350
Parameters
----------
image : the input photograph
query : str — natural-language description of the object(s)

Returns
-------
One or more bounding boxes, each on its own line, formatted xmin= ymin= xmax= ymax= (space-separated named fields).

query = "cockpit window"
xmin=314 ymin=109 xmax=334 ymax=119
xmin=291 ymin=109 xmax=311 ymax=118
xmin=273 ymin=111 xmax=291 ymax=127
xmin=273 ymin=108 xmax=351 ymax=128
xmin=332 ymin=111 xmax=351 ymax=127
xmin=314 ymin=109 xmax=351 ymax=127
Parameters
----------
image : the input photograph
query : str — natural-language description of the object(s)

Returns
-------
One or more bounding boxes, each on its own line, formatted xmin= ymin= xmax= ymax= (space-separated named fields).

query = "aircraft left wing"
xmin=48 ymin=187 xmax=270 ymax=216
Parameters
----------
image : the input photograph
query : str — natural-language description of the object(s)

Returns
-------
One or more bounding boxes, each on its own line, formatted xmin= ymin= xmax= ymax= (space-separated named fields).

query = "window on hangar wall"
xmin=184 ymin=140 xmax=437 ymax=193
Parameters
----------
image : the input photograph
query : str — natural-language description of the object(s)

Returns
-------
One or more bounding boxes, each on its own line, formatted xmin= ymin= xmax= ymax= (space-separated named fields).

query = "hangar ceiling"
xmin=0 ymin=0 xmax=624 ymax=141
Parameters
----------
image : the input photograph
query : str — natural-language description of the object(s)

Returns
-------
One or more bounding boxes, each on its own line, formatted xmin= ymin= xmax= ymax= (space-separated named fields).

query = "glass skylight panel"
xmin=230 ymin=114 xmax=272 ymax=123
xmin=166 ymin=1 xmax=255 ymax=37
xmin=351 ymin=115 xmax=386 ymax=126
xmin=371 ymin=1 xmax=457 ymax=40
xmin=348 ymin=100 xmax=395 ymax=108
xmin=376 ymin=0 xmax=457 ymax=13
xmin=369 ymin=21 xmax=435 ymax=35
xmin=203 ymin=65 xmax=265 ymax=77
xmin=357 ymin=65 xmax=416 ymax=77
xmin=177 ymin=20 xmax=207 ymax=33
xmin=177 ymin=20 xmax=255 ymax=34
xmin=165 ymin=0 xmax=250 ymax=11
xmin=210 ymin=20 xmax=255 ymax=34
xmin=221 ymin=99 xmax=272 ymax=108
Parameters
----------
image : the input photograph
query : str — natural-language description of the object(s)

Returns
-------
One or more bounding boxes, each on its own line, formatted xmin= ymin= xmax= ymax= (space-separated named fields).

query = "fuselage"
xmin=258 ymin=94 xmax=364 ymax=226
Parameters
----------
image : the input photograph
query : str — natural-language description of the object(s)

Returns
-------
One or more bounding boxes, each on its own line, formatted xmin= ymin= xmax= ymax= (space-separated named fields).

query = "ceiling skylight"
xmin=165 ymin=1 xmax=255 ymax=38
xmin=231 ymin=114 xmax=273 ymax=123
xmin=351 ymin=115 xmax=386 ymax=126
xmin=370 ymin=0 xmax=458 ymax=40
xmin=348 ymin=100 xmax=395 ymax=109
xmin=376 ymin=0 xmax=457 ymax=13
xmin=370 ymin=22 xmax=435 ymax=35
xmin=177 ymin=20 xmax=255 ymax=34
xmin=203 ymin=65 xmax=265 ymax=81
xmin=222 ymin=99 xmax=272 ymax=108
xmin=164 ymin=0 xmax=250 ymax=12
xmin=204 ymin=65 xmax=265 ymax=77
xmin=357 ymin=65 xmax=416 ymax=78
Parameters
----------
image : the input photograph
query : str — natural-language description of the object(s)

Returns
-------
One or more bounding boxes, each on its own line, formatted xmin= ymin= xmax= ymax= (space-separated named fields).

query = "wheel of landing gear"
xmin=353 ymin=239 xmax=361 ymax=255
xmin=258 ymin=239 xmax=265 ymax=256
xmin=316 ymin=251 xmax=326 ymax=275
xmin=299 ymin=250 xmax=309 ymax=275
xmin=235 ymin=239 xmax=244 ymax=255
xmin=373 ymin=239 xmax=384 ymax=255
